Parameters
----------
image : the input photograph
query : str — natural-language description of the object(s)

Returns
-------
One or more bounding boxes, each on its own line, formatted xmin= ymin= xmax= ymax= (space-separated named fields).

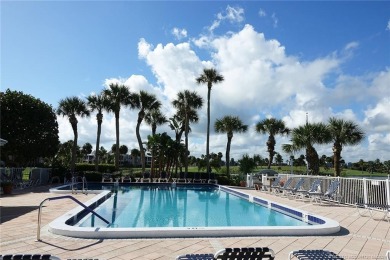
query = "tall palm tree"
xmin=144 ymin=109 xmax=167 ymax=176
xmin=172 ymin=90 xmax=204 ymax=174
xmin=283 ymin=122 xmax=330 ymax=175
xmin=255 ymin=118 xmax=289 ymax=169
xmin=57 ymin=97 xmax=90 ymax=173
xmin=103 ymin=83 xmax=131 ymax=170
xmin=327 ymin=117 xmax=365 ymax=176
xmin=214 ymin=115 xmax=248 ymax=178
xmin=196 ymin=68 xmax=224 ymax=175
xmin=145 ymin=108 xmax=168 ymax=136
xmin=87 ymin=92 xmax=109 ymax=172
xmin=130 ymin=90 xmax=162 ymax=173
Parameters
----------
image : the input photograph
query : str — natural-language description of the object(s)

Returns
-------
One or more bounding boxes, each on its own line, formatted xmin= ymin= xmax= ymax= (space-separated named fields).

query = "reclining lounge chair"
xmin=289 ymin=249 xmax=344 ymax=259
xmin=309 ymin=179 xmax=341 ymax=204
xmin=295 ymin=179 xmax=322 ymax=201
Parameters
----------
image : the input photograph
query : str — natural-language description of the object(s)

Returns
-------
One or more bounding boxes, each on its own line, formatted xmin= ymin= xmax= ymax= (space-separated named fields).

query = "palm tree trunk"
xmin=333 ymin=143 xmax=342 ymax=177
xmin=184 ymin=114 xmax=189 ymax=175
xmin=226 ymin=135 xmax=232 ymax=178
xmin=115 ymin=113 xmax=120 ymax=171
xmin=206 ymin=86 xmax=211 ymax=177
xmin=71 ymin=122 xmax=78 ymax=174
xmin=306 ymin=145 xmax=320 ymax=175
xmin=267 ymin=135 xmax=275 ymax=169
xmin=95 ymin=113 xmax=102 ymax=172
xmin=136 ymin=112 xmax=145 ymax=173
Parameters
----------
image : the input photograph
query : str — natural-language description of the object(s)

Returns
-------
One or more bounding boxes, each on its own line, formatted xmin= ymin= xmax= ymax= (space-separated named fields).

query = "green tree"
xmin=87 ymin=92 xmax=109 ymax=171
xmin=275 ymin=153 xmax=283 ymax=166
xmin=55 ymin=140 xmax=74 ymax=168
xmin=327 ymin=117 xmax=365 ymax=176
xmin=144 ymin=108 xmax=168 ymax=136
xmin=255 ymin=118 xmax=289 ymax=169
xmin=81 ymin=142 xmax=93 ymax=157
xmin=214 ymin=115 xmax=248 ymax=178
xmin=104 ymin=83 xmax=131 ymax=170
xmin=99 ymin=146 xmax=107 ymax=163
xmin=196 ymin=68 xmax=224 ymax=175
xmin=130 ymin=90 xmax=162 ymax=173
xmin=172 ymin=90 xmax=203 ymax=175
xmin=283 ymin=122 xmax=330 ymax=175
xmin=119 ymin=145 xmax=128 ymax=155
xmin=0 ymin=89 xmax=59 ymax=166
xmin=57 ymin=96 xmax=90 ymax=173
xmin=131 ymin=148 xmax=141 ymax=167
xmin=238 ymin=154 xmax=256 ymax=177
xmin=145 ymin=108 xmax=167 ymax=173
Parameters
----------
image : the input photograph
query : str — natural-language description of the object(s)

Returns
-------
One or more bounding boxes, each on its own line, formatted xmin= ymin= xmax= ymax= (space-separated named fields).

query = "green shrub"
xmin=75 ymin=163 xmax=116 ymax=173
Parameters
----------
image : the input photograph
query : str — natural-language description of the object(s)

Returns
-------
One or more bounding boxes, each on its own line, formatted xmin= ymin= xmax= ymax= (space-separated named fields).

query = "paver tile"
xmin=1 ymin=185 xmax=390 ymax=259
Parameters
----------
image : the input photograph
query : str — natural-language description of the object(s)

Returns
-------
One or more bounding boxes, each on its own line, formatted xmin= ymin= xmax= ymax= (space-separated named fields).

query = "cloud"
xmin=209 ymin=5 xmax=244 ymax=32
xmin=387 ymin=19 xmax=390 ymax=31
xmin=344 ymin=41 xmax=359 ymax=51
xmin=258 ymin=8 xmax=266 ymax=17
xmin=172 ymin=27 xmax=188 ymax=40
xmin=135 ymin=23 xmax=360 ymax=161
xmin=364 ymin=97 xmax=390 ymax=132
xmin=63 ymin=6 xmax=389 ymax=163
xmin=271 ymin=13 xmax=278 ymax=28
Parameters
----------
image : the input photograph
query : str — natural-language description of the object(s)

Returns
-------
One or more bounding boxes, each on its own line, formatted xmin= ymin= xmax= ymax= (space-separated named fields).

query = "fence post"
xmin=386 ymin=179 xmax=390 ymax=206
xmin=363 ymin=178 xmax=368 ymax=204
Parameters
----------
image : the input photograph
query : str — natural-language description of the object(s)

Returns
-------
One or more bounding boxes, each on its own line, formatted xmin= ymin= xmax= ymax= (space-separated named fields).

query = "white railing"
xmin=277 ymin=173 xmax=390 ymax=206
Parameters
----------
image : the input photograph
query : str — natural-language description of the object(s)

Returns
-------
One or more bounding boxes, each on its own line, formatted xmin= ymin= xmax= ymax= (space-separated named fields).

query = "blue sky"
xmin=2 ymin=1 xmax=390 ymax=163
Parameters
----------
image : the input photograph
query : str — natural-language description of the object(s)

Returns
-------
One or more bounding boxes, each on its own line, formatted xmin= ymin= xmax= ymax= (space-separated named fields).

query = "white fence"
xmin=277 ymin=173 xmax=390 ymax=206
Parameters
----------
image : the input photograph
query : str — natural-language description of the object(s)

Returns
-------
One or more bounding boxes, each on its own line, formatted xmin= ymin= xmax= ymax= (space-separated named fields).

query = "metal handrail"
xmin=71 ymin=175 xmax=88 ymax=194
xmin=37 ymin=195 xmax=110 ymax=241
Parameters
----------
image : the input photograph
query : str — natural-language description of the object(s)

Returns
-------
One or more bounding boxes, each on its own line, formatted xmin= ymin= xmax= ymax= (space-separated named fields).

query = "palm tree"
xmin=57 ymin=97 xmax=90 ymax=173
xmin=130 ymin=90 xmax=162 ymax=173
xmin=283 ymin=122 xmax=330 ymax=175
xmin=144 ymin=109 xmax=167 ymax=176
xmin=87 ymin=92 xmax=109 ymax=171
xmin=255 ymin=118 xmax=289 ymax=169
xmin=196 ymin=68 xmax=224 ymax=175
xmin=103 ymin=83 xmax=131 ymax=170
xmin=145 ymin=108 xmax=168 ymax=136
xmin=214 ymin=115 xmax=248 ymax=178
xmin=172 ymin=90 xmax=204 ymax=174
xmin=327 ymin=117 xmax=365 ymax=176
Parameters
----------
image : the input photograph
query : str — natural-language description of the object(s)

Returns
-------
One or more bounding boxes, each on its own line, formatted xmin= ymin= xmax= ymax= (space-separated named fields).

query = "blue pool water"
xmin=76 ymin=184 xmax=310 ymax=228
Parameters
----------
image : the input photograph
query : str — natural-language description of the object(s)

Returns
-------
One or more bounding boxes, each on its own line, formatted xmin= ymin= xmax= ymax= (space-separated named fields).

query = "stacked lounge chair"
xmin=176 ymin=247 xmax=275 ymax=260
xmin=158 ymin=171 xmax=169 ymax=183
xmin=141 ymin=171 xmax=151 ymax=183
xmin=177 ymin=172 xmax=187 ymax=183
xmin=193 ymin=172 xmax=205 ymax=183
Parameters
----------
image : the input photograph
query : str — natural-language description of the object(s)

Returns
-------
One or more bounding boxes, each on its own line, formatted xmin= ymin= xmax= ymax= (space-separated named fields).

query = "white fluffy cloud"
xmin=172 ymin=27 xmax=188 ymax=40
xmin=210 ymin=5 xmax=244 ymax=32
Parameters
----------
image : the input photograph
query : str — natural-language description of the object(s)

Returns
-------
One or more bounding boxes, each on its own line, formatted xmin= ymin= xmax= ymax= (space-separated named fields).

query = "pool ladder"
xmin=36 ymin=195 xmax=110 ymax=241
xmin=71 ymin=175 xmax=88 ymax=194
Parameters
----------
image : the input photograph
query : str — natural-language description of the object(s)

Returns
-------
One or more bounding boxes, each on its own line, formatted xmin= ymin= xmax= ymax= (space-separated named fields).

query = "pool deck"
xmin=1 ymin=185 xmax=389 ymax=259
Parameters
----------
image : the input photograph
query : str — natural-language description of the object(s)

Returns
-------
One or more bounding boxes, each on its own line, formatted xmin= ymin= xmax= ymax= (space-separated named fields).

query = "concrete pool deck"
xmin=1 ymin=185 xmax=389 ymax=259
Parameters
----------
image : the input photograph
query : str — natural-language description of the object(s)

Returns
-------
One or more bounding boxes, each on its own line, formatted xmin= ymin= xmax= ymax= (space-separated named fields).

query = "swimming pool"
xmin=49 ymin=183 xmax=340 ymax=238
